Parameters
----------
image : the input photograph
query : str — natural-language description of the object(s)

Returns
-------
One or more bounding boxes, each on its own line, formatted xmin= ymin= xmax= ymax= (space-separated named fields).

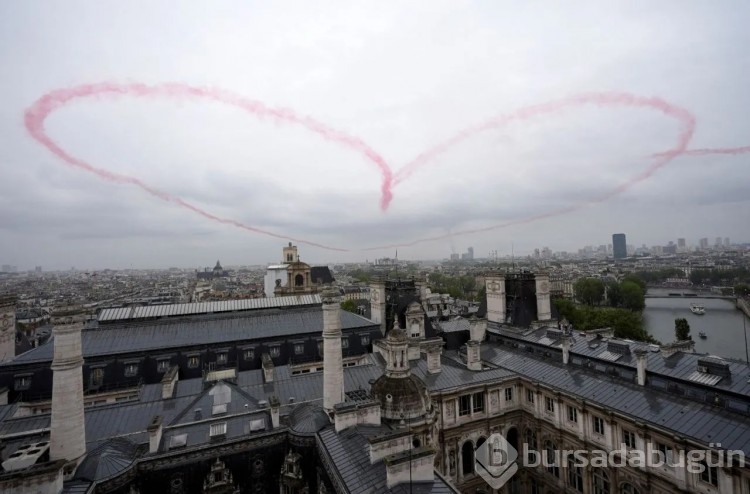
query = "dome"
xmin=370 ymin=373 xmax=431 ymax=422
xmin=289 ymin=403 xmax=330 ymax=436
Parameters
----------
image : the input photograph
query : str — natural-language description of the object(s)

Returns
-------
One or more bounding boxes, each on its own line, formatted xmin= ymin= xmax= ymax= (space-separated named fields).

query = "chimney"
xmin=415 ymin=278 xmax=428 ymax=306
xmin=322 ymin=289 xmax=344 ymax=413
xmin=561 ymin=334 xmax=571 ymax=365
xmin=535 ymin=273 xmax=552 ymax=321
xmin=0 ymin=295 xmax=17 ymax=364
xmin=485 ymin=274 xmax=506 ymax=324
xmin=269 ymin=395 xmax=280 ymax=428
xmin=147 ymin=415 xmax=163 ymax=453
xmin=465 ymin=340 xmax=482 ymax=371
xmin=424 ymin=339 xmax=443 ymax=374
xmin=468 ymin=316 xmax=487 ymax=342
xmin=161 ymin=365 xmax=179 ymax=399
xmin=369 ymin=277 xmax=386 ymax=335
xmin=634 ymin=348 xmax=648 ymax=386
xmin=50 ymin=322 xmax=87 ymax=464
xmin=262 ymin=354 xmax=274 ymax=383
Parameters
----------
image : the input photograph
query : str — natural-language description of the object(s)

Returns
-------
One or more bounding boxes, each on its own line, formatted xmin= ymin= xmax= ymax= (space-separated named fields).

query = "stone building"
xmin=1 ymin=273 xmax=750 ymax=493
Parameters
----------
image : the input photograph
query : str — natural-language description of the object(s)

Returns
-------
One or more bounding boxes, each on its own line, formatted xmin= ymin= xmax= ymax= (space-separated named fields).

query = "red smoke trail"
xmin=24 ymin=83 xmax=397 ymax=251
xmin=25 ymin=84 xmax=750 ymax=252
xmin=374 ymin=93 xmax=698 ymax=250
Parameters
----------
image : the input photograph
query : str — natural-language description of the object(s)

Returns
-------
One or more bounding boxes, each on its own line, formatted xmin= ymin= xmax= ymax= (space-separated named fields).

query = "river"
xmin=643 ymin=289 xmax=750 ymax=362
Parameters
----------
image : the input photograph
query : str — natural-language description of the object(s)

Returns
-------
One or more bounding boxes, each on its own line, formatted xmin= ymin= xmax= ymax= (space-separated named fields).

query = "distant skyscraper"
xmin=715 ymin=237 xmax=722 ymax=248
xmin=699 ymin=238 xmax=709 ymax=250
xmin=677 ymin=238 xmax=686 ymax=249
xmin=612 ymin=233 xmax=627 ymax=259
xmin=467 ymin=247 xmax=474 ymax=260
xmin=724 ymin=237 xmax=730 ymax=247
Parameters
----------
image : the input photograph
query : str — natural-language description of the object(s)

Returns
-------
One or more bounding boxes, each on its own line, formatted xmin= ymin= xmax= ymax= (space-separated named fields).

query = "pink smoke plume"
xmin=24 ymin=83 xmax=750 ymax=252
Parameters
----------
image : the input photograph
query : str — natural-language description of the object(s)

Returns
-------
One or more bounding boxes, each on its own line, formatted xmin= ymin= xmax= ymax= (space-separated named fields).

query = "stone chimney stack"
xmin=423 ymin=339 xmax=443 ymax=374
xmin=635 ymin=348 xmax=648 ymax=386
xmin=468 ymin=316 xmax=487 ymax=342
xmin=50 ymin=322 xmax=87 ymax=464
xmin=370 ymin=277 xmax=386 ymax=335
xmin=465 ymin=340 xmax=482 ymax=371
xmin=561 ymin=334 xmax=572 ymax=364
xmin=322 ymin=289 xmax=344 ymax=413
xmin=0 ymin=295 xmax=17 ymax=364
xmin=415 ymin=278 xmax=428 ymax=307
xmin=262 ymin=354 xmax=274 ymax=383
xmin=485 ymin=274 xmax=506 ymax=324
xmin=535 ymin=273 xmax=552 ymax=321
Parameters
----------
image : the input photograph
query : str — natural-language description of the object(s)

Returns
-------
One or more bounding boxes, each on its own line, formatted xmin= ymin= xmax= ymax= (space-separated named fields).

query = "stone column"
xmin=370 ymin=278 xmax=386 ymax=335
xmin=0 ymin=295 xmax=16 ymax=364
xmin=50 ymin=322 xmax=86 ymax=463
xmin=535 ymin=274 xmax=552 ymax=321
xmin=635 ymin=348 xmax=648 ymax=386
xmin=485 ymin=274 xmax=506 ymax=324
xmin=323 ymin=290 xmax=344 ymax=413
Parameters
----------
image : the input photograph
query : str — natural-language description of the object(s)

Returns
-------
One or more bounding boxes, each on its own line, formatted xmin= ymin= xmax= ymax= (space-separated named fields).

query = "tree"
xmin=340 ymin=299 xmax=358 ymax=314
xmin=621 ymin=274 xmax=647 ymax=293
xmin=620 ymin=280 xmax=645 ymax=312
xmin=605 ymin=281 xmax=622 ymax=308
xmin=675 ymin=318 xmax=691 ymax=341
xmin=573 ymin=278 xmax=605 ymax=306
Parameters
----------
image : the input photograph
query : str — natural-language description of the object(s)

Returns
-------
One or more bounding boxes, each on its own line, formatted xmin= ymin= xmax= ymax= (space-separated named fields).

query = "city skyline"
xmin=1 ymin=1 xmax=749 ymax=268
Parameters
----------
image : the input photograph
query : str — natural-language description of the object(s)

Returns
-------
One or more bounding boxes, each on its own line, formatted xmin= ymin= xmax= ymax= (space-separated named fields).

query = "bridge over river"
xmin=644 ymin=292 xmax=735 ymax=300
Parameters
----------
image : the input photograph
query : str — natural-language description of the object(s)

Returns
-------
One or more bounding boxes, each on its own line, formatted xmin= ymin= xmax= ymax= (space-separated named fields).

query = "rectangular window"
xmin=243 ymin=348 xmax=255 ymax=360
xmin=623 ymin=430 xmax=636 ymax=449
xmin=700 ymin=462 xmax=718 ymax=486
xmin=459 ymin=395 xmax=471 ymax=416
xmin=124 ymin=362 xmax=138 ymax=377
xmin=526 ymin=388 xmax=535 ymax=404
xmin=294 ymin=343 xmax=304 ymax=355
xmin=341 ymin=337 xmax=349 ymax=349
xmin=157 ymin=359 xmax=171 ymax=372
xmin=216 ymin=352 xmax=228 ymax=364
xmin=209 ymin=422 xmax=227 ymax=437
xmin=473 ymin=392 xmax=485 ymax=413
xmin=505 ymin=387 xmax=513 ymax=402
xmin=568 ymin=406 xmax=578 ymax=423
xmin=14 ymin=375 xmax=32 ymax=390
xmin=361 ymin=335 xmax=370 ymax=346
xmin=269 ymin=346 xmax=280 ymax=358
xmin=657 ymin=442 xmax=673 ymax=464
xmin=545 ymin=397 xmax=555 ymax=413
xmin=593 ymin=416 xmax=605 ymax=435
xmin=90 ymin=368 xmax=104 ymax=387
xmin=187 ymin=355 xmax=200 ymax=368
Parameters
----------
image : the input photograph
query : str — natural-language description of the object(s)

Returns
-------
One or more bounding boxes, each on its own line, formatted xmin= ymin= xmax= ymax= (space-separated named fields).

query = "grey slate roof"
xmin=490 ymin=324 xmax=750 ymax=398
xmin=317 ymin=425 xmax=458 ymax=494
xmin=5 ymin=308 xmax=377 ymax=365
xmin=435 ymin=319 xmax=470 ymax=333
xmin=74 ymin=438 xmax=139 ymax=482
xmin=476 ymin=344 xmax=750 ymax=456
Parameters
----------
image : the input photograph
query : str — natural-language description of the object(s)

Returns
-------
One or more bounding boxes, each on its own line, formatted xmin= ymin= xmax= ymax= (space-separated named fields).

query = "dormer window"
xmin=157 ymin=359 xmax=171 ymax=373
xmin=14 ymin=374 xmax=32 ymax=391
xmin=216 ymin=352 xmax=228 ymax=365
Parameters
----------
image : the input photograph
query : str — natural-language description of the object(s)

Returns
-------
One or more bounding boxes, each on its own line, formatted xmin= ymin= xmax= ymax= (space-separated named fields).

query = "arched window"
xmin=620 ymin=483 xmax=639 ymax=494
xmin=593 ymin=469 xmax=610 ymax=494
xmin=525 ymin=429 xmax=538 ymax=464
xmin=544 ymin=441 xmax=559 ymax=478
xmin=295 ymin=274 xmax=304 ymax=286
xmin=567 ymin=455 xmax=583 ymax=492
xmin=462 ymin=441 xmax=474 ymax=476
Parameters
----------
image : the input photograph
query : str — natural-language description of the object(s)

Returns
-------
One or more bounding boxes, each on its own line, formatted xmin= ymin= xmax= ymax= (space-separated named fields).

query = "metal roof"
xmin=7 ymin=308 xmax=377 ymax=364
xmin=478 ymin=344 xmax=750 ymax=455
xmin=97 ymin=294 xmax=322 ymax=322
xmin=317 ymin=425 xmax=458 ymax=494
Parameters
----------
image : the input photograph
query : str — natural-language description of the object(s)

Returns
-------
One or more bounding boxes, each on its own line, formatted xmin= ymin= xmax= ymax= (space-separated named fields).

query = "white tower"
xmin=370 ymin=277 xmax=386 ymax=335
xmin=485 ymin=274 xmax=506 ymax=324
xmin=535 ymin=273 xmax=552 ymax=321
xmin=50 ymin=322 xmax=87 ymax=465
xmin=322 ymin=289 xmax=344 ymax=413
xmin=0 ymin=295 xmax=16 ymax=364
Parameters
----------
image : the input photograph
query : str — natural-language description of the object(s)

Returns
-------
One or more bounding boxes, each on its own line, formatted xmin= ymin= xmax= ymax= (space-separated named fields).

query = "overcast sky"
xmin=1 ymin=1 xmax=749 ymax=269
